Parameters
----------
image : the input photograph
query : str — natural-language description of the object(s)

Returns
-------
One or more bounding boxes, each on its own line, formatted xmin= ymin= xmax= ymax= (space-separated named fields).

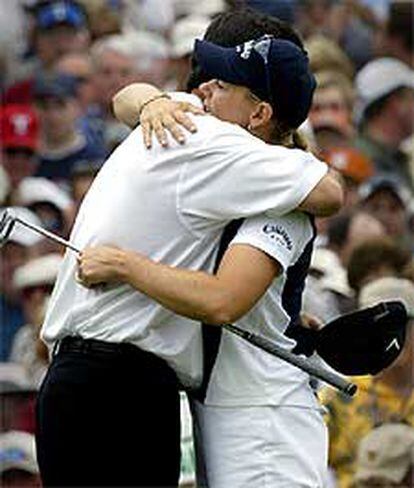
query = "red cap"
xmin=323 ymin=147 xmax=374 ymax=184
xmin=1 ymin=105 xmax=39 ymax=151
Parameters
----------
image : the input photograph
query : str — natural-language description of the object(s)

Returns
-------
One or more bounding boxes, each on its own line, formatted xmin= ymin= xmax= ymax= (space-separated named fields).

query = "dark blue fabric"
xmin=246 ymin=0 xmax=297 ymax=24
xmin=0 ymin=294 xmax=25 ymax=361
xmin=194 ymin=219 xmax=244 ymax=402
xmin=36 ymin=1 xmax=86 ymax=29
xmin=283 ymin=217 xmax=317 ymax=354
xmin=36 ymin=137 xmax=106 ymax=184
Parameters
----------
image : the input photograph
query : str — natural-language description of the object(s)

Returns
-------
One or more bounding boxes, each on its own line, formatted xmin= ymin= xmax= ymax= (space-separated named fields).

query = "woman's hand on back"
xmin=141 ymin=98 xmax=205 ymax=149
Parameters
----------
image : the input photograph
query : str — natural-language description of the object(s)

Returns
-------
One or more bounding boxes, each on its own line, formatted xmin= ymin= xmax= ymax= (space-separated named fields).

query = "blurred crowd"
xmin=0 ymin=0 xmax=413 ymax=486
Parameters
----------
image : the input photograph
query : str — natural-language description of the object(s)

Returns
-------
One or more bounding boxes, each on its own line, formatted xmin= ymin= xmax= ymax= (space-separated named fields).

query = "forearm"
xmin=117 ymin=250 xmax=233 ymax=324
xmin=112 ymin=83 xmax=162 ymax=128
xmin=298 ymin=169 xmax=344 ymax=217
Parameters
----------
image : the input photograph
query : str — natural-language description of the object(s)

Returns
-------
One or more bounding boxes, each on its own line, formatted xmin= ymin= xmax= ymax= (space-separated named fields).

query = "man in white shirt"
xmin=36 ymin=11 xmax=342 ymax=488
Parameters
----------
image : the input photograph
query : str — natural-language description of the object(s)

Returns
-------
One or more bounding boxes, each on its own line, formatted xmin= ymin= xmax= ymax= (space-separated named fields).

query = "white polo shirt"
xmin=41 ymin=93 xmax=327 ymax=389
xmin=204 ymin=211 xmax=320 ymax=408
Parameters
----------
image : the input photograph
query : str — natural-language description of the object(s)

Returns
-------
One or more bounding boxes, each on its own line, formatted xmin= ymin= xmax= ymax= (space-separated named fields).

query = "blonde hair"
xmin=315 ymin=70 xmax=355 ymax=110
xmin=305 ymin=35 xmax=355 ymax=80
xmin=270 ymin=118 xmax=309 ymax=151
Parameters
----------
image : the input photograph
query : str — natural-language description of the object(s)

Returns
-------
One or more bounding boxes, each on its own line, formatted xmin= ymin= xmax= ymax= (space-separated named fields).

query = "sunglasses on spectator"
xmin=3 ymin=147 xmax=36 ymax=158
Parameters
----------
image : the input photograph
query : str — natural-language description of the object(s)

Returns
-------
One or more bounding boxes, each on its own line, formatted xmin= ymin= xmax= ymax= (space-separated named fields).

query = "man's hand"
xmin=77 ymin=246 xmax=128 ymax=287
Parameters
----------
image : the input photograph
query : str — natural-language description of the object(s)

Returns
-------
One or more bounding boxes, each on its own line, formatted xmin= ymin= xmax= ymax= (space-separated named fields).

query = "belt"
xmin=55 ymin=336 xmax=144 ymax=357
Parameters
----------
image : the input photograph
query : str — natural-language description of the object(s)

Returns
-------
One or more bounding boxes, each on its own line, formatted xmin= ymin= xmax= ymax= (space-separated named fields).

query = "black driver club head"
xmin=316 ymin=301 xmax=408 ymax=375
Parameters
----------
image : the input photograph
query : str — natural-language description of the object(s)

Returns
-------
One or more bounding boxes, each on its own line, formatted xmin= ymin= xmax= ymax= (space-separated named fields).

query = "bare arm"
xmin=298 ymin=168 xmax=344 ymax=217
xmin=112 ymin=83 xmax=204 ymax=147
xmin=112 ymin=83 xmax=161 ymax=128
xmin=113 ymin=84 xmax=343 ymax=217
xmin=77 ymin=244 xmax=280 ymax=325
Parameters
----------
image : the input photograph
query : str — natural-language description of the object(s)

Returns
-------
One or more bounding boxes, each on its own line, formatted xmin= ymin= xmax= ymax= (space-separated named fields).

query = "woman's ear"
xmin=248 ymin=102 xmax=274 ymax=131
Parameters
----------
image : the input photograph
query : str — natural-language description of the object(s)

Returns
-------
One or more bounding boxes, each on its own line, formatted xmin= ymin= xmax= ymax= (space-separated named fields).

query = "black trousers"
xmin=36 ymin=337 xmax=181 ymax=487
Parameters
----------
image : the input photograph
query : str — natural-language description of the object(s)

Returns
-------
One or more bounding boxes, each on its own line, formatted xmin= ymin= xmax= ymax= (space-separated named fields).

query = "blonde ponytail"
xmin=291 ymin=130 xmax=308 ymax=151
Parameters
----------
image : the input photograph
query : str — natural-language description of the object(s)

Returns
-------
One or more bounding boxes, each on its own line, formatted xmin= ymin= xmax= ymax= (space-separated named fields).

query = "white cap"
xmin=171 ymin=15 xmax=210 ymax=58
xmin=356 ymin=58 xmax=414 ymax=120
xmin=1 ymin=206 xmax=43 ymax=247
xmin=16 ymin=177 xmax=72 ymax=212
xmin=310 ymin=248 xmax=353 ymax=297
xmin=0 ymin=431 xmax=38 ymax=474
xmin=13 ymin=253 xmax=62 ymax=290
xmin=359 ymin=277 xmax=414 ymax=317
xmin=355 ymin=423 xmax=414 ymax=484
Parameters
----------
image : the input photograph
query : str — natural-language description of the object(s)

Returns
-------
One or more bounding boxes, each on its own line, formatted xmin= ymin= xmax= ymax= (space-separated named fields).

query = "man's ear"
xmin=249 ymin=102 xmax=274 ymax=130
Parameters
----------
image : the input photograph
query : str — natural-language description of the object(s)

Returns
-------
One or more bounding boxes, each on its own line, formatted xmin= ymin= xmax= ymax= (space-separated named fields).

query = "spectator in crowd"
xmin=123 ymin=0 xmax=176 ymax=35
xmin=306 ymin=35 xmax=355 ymax=81
xmin=295 ymin=0 xmax=338 ymax=39
xmin=304 ymin=246 xmax=353 ymax=321
xmin=169 ymin=16 xmax=210 ymax=91
xmin=14 ymin=177 xmax=74 ymax=253
xmin=358 ymin=0 xmax=391 ymax=21
xmin=4 ymin=0 xmax=91 ymax=105
xmin=55 ymin=52 xmax=103 ymax=148
xmin=0 ymin=105 xmax=39 ymax=200
xmin=0 ymin=208 xmax=43 ymax=362
xmin=297 ymin=0 xmax=376 ymax=68
xmin=244 ymin=0 xmax=297 ymax=24
xmin=325 ymin=209 xmax=385 ymax=268
xmin=77 ymin=0 xmax=123 ymax=40
xmin=321 ymin=276 xmax=414 ymax=488
xmin=31 ymin=0 xmax=90 ymax=71
xmin=347 ymin=236 xmax=411 ymax=294
xmin=33 ymin=73 xmax=105 ymax=184
xmin=89 ymin=31 xmax=169 ymax=149
xmin=306 ymin=210 xmax=385 ymax=318
xmin=55 ymin=52 xmax=97 ymax=113
xmin=181 ymin=0 xmax=232 ymax=20
xmin=353 ymin=423 xmax=414 ymax=487
xmin=309 ymin=70 xmax=355 ymax=152
xmin=384 ymin=0 xmax=413 ymax=69
xmin=323 ymin=147 xmax=374 ymax=209
xmin=9 ymin=254 xmax=62 ymax=388
xmin=91 ymin=32 xmax=169 ymax=117
xmin=358 ymin=175 xmax=413 ymax=251
xmin=69 ymin=158 xmax=103 ymax=214
xmin=0 ymin=0 xmax=27 ymax=85
xmin=354 ymin=57 xmax=414 ymax=190
xmin=0 ymin=430 xmax=41 ymax=488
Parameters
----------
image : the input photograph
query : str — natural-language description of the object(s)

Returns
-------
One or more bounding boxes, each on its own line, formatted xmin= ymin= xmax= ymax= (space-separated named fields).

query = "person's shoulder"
xmin=260 ymin=210 xmax=313 ymax=237
xmin=239 ymin=211 xmax=311 ymax=246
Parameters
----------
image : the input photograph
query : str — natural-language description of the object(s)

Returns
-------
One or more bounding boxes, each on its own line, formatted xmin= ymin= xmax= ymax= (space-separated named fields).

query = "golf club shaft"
xmin=224 ymin=324 xmax=357 ymax=396
xmin=15 ymin=217 xmax=80 ymax=253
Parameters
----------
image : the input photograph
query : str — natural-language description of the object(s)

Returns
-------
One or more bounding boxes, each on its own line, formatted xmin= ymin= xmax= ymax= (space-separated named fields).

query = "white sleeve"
xmin=179 ymin=125 xmax=327 ymax=228
xmin=229 ymin=212 xmax=313 ymax=271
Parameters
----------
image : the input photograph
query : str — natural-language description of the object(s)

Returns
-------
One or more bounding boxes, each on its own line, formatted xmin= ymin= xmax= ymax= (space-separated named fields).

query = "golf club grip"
xmin=224 ymin=324 xmax=357 ymax=397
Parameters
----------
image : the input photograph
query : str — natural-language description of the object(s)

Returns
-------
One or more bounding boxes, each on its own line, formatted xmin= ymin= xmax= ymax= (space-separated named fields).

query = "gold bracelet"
xmin=138 ymin=93 xmax=171 ymax=118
